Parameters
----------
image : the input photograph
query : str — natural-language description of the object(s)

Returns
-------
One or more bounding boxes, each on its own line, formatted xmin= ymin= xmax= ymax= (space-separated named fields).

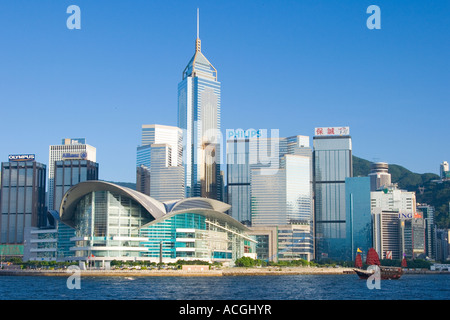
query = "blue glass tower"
xmin=178 ymin=9 xmax=222 ymax=200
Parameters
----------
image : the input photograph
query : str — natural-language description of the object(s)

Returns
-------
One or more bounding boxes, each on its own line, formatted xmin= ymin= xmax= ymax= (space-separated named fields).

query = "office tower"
xmin=52 ymin=159 xmax=99 ymax=211
xmin=251 ymin=154 xmax=312 ymax=225
xmin=417 ymin=204 xmax=436 ymax=259
xmin=48 ymin=138 xmax=96 ymax=210
xmin=371 ymin=185 xmax=417 ymax=259
xmin=136 ymin=144 xmax=151 ymax=194
xmin=435 ymin=228 xmax=449 ymax=262
xmin=313 ymin=126 xmax=352 ymax=260
xmin=226 ymin=137 xmax=251 ymax=224
xmin=149 ymin=144 xmax=185 ymax=202
xmin=345 ymin=177 xmax=372 ymax=261
xmin=440 ymin=161 xmax=449 ymax=180
xmin=402 ymin=217 xmax=426 ymax=259
xmin=178 ymin=10 xmax=222 ymax=200
xmin=0 ymin=155 xmax=46 ymax=244
xmin=226 ymin=131 xmax=312 ymax=226
xmin=368 ymin=162 xmax=392 ymax=191
xmin=136 ymin=164 xmax=151 ymax=195
xmin=140 ymin=125 xmax=182 ymax=166
xmin=136 ymin=124 xmax=184 ymax=201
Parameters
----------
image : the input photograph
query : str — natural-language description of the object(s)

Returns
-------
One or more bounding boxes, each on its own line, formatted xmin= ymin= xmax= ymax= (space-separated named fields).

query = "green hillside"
xmin=353 ymin=156 xmax=449 ymax=228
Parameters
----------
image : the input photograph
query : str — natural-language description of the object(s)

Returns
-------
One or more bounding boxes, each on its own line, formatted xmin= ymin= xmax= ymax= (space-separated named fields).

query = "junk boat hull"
xmin=353 ymin=266 xmax=403 ymax=280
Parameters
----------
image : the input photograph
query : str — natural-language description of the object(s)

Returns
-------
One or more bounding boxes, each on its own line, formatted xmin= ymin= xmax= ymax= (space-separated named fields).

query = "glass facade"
xmin=277 ymin=224 xmax=314 ymax=261
xmin=226 ymin=139 xmax=251 ymax=224
xmin=56 ymin=181 xmax=254 ymax=263
xmin=251 ymin=154 xmax=312 ymax=226
xmin=140 ymin=213 xmax=206 ymax=259
xmin=417 ymin=204 xmax=435 ymax=259
xmin=345 ymin=177 xmax=372 ymax=261
xmin=0 ymin=160 xmax=46 ymax=244
xmin=249 ymin=224 xmax=313 ymax=262
xmin=139 ymin=212 xmax=252 ymax=261
xmin=227 ymin=135 xmax=312 ymax=227
xmin=69 ymin=190 xmax=153 ymax=259
xmin=136 ymin=125 xmax=184 ymax=201
xmin=313 ymin=135 xmax=352 ymax=260
xmin=178 ymin=34 xmax=222 ymax=200
xmin=48 ymin=139 xmax=96 ymax=210
xmin=53 ymin=159 xmax=99 ymax=211
xmin=149 ymin=144 xmax=185 ymax=202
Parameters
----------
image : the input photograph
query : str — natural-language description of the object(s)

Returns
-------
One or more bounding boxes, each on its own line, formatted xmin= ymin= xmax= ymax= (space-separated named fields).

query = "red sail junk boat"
xmin=353 ymin=248 xmax=403 ymax=280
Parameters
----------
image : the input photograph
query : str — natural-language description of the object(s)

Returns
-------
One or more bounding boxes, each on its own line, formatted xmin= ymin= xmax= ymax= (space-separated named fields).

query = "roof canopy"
xmin=59 ymin=181 xmax=238 ymax=230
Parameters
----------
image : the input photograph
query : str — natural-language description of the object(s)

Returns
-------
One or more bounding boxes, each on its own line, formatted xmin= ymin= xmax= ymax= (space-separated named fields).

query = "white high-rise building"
xmin=140 ymin=125 xmax=182 ymax=167
xmin=371 ymin=185 xmax=417 ymax=259
xmin=48 ymin=138 xmax=96 ymax=210
xmin=136 ymin=125 xmax=184 ymax=202
xmin=440 ymin=161 xmax=449 ymax=180
xmin=368 ymin=162 xmax=392 ymax=191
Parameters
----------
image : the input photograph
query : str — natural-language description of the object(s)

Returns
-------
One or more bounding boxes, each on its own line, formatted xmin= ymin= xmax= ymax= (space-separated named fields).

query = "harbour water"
xmin=0 ymin=273 xmax=449 ymax=300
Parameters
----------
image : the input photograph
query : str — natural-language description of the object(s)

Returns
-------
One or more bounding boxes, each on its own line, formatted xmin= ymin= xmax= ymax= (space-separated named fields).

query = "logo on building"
xmin=314 ymin=127 xmax=350 ymax=136
xmin=62 ymin=152 xmax=88 ymax=160
xmin=8 ymin=154 xmax=35 ymax=162
xmin=226 ymin=128 xmax=263 ymax=140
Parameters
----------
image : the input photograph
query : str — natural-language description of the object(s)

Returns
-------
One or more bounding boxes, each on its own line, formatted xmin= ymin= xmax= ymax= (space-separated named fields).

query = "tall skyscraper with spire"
xmin=178 ymin=9 xmax=222 ymax=200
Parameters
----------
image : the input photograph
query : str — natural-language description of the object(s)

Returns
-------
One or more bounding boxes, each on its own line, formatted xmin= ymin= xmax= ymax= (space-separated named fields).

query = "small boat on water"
xmin=353 ymin=248 xmax=403 ymax=280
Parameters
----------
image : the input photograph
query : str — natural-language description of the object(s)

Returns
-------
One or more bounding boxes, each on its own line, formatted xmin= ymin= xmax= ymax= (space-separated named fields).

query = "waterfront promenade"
xmin=1 ymin=266 xmax=447 ymax=277
xmin=0 ymin=266 xmax=353 ymax=277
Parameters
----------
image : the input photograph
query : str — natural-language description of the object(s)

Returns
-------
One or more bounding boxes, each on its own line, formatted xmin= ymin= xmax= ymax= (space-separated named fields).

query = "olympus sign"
xmin=8 ymin=154 xmax=35 ymax=162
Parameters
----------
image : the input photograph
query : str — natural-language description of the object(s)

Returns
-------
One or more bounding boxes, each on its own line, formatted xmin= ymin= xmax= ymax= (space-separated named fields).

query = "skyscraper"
xmin=345 ymin=177 xmax=372 ymax=261
xmin=313 ymin=126 xmax=352 ymax=260
xmin=440 ymin=161 xmax=449 ymax=180
xmin=1 ymin=155 xmax=46 ymax=245
xmin=178 ymin=9 xmax=222 ymax=200
xmin=52 ymin=159 xmax=99 ymax=210
xmin=368 ymin=162 xmax=392 ymax=191
xmin=136 ymin=124 xmax=184 ymax=201
xmin=48 ymin=138 xmax=96 ymax=210
xmin=251 ymin=154 xmax=312 ymax=225
xmin=226 ymin=131 xmax=312 ymax=226
xmin=371 ymin=185 xmax=417 ymax=259
xmin=149 ymin=144 xmax=185 ymax=202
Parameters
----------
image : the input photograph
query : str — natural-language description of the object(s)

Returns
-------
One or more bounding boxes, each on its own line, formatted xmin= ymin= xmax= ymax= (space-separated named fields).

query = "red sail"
xmin=355 ymin=253 xmax=363 ymax=268
xmin=366 ymin=248 xmax=380 ymax=266
xmin=401 ymin=258 xmax=407 ymax=267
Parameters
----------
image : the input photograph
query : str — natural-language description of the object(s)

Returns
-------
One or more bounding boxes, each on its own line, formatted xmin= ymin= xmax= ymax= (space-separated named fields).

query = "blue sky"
xmin=0 ymin=0 xmax=448 ymax=183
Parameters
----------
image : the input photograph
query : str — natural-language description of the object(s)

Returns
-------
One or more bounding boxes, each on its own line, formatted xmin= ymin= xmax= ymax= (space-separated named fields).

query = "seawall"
xmin=0 ymin=267 xmax=354 ymax=277
xmin=1 ymin=267 xmax=447 ymax=277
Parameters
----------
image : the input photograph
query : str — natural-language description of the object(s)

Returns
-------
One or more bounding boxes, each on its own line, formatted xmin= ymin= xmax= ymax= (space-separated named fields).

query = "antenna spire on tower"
xmin=197 ymin=8 xmax=199 ymax=39
xmin=195 ymin=8 xmax=201 ymax=52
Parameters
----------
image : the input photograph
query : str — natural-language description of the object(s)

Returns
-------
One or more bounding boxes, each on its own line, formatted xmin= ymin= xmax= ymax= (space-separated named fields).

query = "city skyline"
xmin=0 ymin=1 xmax=448 ymax=183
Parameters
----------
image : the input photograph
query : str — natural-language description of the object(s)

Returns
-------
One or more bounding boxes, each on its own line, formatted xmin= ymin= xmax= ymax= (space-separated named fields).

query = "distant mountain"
xmin=353 ymin=156 xmax=449 ymax=228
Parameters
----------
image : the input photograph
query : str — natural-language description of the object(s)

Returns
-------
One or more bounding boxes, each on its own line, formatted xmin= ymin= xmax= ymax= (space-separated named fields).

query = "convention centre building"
xmin=24 ymin=181 xmax=256 ymax=266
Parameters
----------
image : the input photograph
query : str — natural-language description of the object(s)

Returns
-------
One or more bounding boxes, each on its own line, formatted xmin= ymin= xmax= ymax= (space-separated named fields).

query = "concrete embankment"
xmin=222 ymin=267 xmax=355 ymax=276
xmin=2 ymin=267 xmax=447 ymax=277
xmin=0 ymin=267 xmax=355 ymax=277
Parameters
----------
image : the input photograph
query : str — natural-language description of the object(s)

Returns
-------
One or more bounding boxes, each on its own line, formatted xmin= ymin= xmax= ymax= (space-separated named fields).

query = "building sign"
xmin=62 ymin=152 xmax=88 ymax=160
xmin=8 ymin=154 xmax=35 ymax=162
xmin=398 ymin=212 xmax=422 ymax=219
xmin=226 ymin=129 xmax=264 ymax=140
xmin=314 ymin=127 xmax=350 ymax=136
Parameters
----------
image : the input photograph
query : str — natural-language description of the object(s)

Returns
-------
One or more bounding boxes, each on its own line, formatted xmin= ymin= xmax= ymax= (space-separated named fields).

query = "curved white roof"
xmin=169 ymin=197 xmax=231 ymax=213
xmin=59 ymin=181 xmax=236 ymax=230
xmin=59 ymin=181 xmax=166 ymax=227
